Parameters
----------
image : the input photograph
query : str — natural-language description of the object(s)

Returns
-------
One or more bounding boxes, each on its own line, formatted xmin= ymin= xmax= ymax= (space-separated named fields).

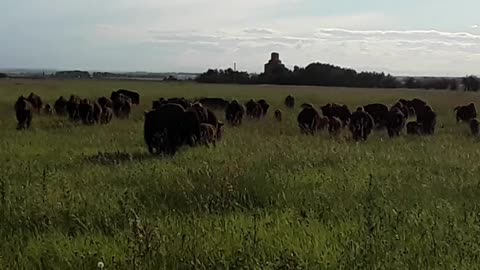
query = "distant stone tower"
xmin=264 ymin=52 xmax=286 ymax=74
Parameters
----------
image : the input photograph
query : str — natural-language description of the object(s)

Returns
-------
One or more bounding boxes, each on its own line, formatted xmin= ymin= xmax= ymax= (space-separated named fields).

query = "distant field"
xmin=1 ymin=79 xmax=480 ymax=269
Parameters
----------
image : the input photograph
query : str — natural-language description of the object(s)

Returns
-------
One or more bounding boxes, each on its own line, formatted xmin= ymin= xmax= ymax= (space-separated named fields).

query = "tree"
xmin=462 ymin=76 xmax=480 ymax=92
xmin=0 ymin=73 xmax=7 ymax=79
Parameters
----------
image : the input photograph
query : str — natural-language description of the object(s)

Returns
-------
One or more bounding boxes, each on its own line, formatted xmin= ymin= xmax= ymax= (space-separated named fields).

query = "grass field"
xmin=1 ymin=79 xmax=480 ymax=269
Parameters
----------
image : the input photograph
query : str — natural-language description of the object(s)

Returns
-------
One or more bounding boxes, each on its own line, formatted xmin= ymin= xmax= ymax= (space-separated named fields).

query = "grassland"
xmin=1 ymin=79 xmax=480 ymax=269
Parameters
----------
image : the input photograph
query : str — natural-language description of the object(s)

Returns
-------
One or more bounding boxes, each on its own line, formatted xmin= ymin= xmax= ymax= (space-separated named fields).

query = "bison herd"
xmin=12 ymin=90 xmax=480 ymax=155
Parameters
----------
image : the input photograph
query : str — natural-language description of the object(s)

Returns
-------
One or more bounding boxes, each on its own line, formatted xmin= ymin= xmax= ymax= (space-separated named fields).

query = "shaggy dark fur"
xmin=245 ymin=99 xmax=263 ymax=119
xmin=297 ymin=106 xmax=321 ymax=135
xmin=328 ymin=117 xmax=343 ymax=136
xmin=98 ymin=97 xmax=113 ymax=108
xmin=112 ymin=94 xmax=132 ymax=119
xmin=14 ymin=96 xmax=33 ymax=130
xmin=199 ymin=123 xmax=217 ymax=146
xmin=321 ymin=103 xmax=351 ymax=126
xmin=470 ymin=118 xmax=480 ymax=137
xmin=27 ymin=92 xmax=42 ymax=113
xmin=197 ymin=97 xmax=229 ymax=110
xmin=111 ymin=89 xmax=140 ymax=105
xmin=274 ymin=109 xmax=282 ymax=122
xmin=454 ymin=103 xmax=477 ymax=123
xmin=349 ymin=107 xmax=374 ymax=141
xmin=100 ymin=107 xmax=113 ymax=124
xmin=419 ymin=105 xmax=437 ymax=135
xmin=406 ymin=121 xmax=422 ymax=135
xmin=284 ymin=95 xmax=295 ymax=109
xmin=258 ymin=99 xmax=270 ymax=116
xmin=54 ymin=96 xmax=68 ymax=116
xmin=363 ymin=103 xmax=389 ymax=128
xmin=385 ymin=107 xmax=406 ymax=138
xmin=67 ymin=95 xmax=81 ymax=121
xmin=225 ymin=100 xmax=245 ymax=126
xmin=44 ymin=104 xmax=53 ymax=115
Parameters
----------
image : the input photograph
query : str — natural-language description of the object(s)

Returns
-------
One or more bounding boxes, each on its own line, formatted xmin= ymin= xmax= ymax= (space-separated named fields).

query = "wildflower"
xmin=97 ymin=262 xmax=104 ymax=269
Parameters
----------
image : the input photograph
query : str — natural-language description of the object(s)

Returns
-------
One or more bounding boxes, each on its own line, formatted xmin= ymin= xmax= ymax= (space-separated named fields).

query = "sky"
xmin=2 ymin=0 xmax=480 ymax=76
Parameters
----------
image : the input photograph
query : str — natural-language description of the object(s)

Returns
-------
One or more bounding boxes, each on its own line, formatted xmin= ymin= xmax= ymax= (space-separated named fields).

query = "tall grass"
xmin=1 ymin=79 xmax=480 ymax=269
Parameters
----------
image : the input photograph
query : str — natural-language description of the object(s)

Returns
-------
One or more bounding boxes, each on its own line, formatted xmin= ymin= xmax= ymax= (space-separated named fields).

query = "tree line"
xmin=196 ymin=63 xmax=480 ymax=91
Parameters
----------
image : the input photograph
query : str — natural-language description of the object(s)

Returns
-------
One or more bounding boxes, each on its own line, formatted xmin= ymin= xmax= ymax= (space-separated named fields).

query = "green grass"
xmin=1 ymin=79 xmax=480 ymax=269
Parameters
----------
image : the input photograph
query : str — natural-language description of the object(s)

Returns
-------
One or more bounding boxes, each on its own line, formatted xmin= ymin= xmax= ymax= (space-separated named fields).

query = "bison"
xmin=197 ymin=97 xmax=229 ymax=110
xmin=111 ymin=89 xmax=140 ymax=105
xmin=349 ymin=107 xmax=374 ymax=141
xmin=27 ymin=92 xmax=42 ymax=113
xmin=274 ymin=109 xmax=282 ymax=122
xmin=98 ymin=97 xmax=113 ymax=109
xmin=258 ymin=99 xmax=270 ymax=116
xmin=328 ymin=117 xmax=343 ymax=137
xmin=112 ymin=94 xmax=132 ymax=119
xmin=225 ymin=100 xmax=245 ymax=126
xmin=284 ymin=95 xmax=295 ymax=109
xmin=363 ymin=103 xmax=389 ymax=128
xmin=321 ymin=103 xmax=351 ymax=126
xmin=14 ymin=96 xmax=33 ymax=130
xmin=54 ymin=96 xmax=68 ymax=116
xmin=419 ymin=105 xmax=436 ymax=135
xmin=199 ymin=123 xmax=218 ymax=146
xmin=78 ymin=99 xmax=95 ymax=125
xmin=100 ymin=107 xmax=113 ymax=125
xmin=470 ymin=118 xmax=480 ymax=137
xmin=385 ymin=107 xmax=406 ymax=138
xmin=44 ymin=104 xmax=53 ymax=115
xmin=67 ymin=95 xmax=81 ymax=121
xmin=406 ymin=121 xmax=422 ymax=135
xmin=297 ymin=106 xmax=321 ymax=135
xmin=245 ymin=99 xmax=263 ymax=119
xmin=454 ymin=103 xmax=477 ymax=123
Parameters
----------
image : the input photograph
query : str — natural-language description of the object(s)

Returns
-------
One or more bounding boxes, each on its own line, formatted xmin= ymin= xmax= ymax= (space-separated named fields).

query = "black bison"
xmin=54 ymin=96 xmax=68 ymax=116
xmin=297 ymin=106 xmax=321 ymax=135
xmin=189 ymin=103 xmax=209 ymax=123
xmin=112 ymin=94 xmax=132 ymax=119
xmin=245 ymin=99 xmax=263 ymax=119
xmin=274 ymin=109 xmax=282 ymax=122
xmin=470 ymin=119 xmax=480 ymax=137
xmin=385 ymin=107 xmax=406 ymax=138
xmin=101 ymin=107 xmax=113 ymax=125
xmin=79 ymin=99 xmax=94 ymax=124
xmin=98 ymin=97 xmax=113 ymax=109
xmin=363 ymin=103 xmax=388 ymax=128
xmin=111 ymin=89 xmax=140 ymax=105
xmin=419 ymin=105 xmax=437 ymax=135
xmin=454 ymin=103 xmax=477 ymax=123
xmin=328 ymin=117 xmax=343 ymax=136
xmin=166 ymin=97 xmax=191 ymax=110
xmin=406 ymin=121 xmax=422 ymax=135
xmin=206 ymin=109 xmax=224 ymax=141
xmin=285 ymin=95 xmax=295 ymax=109
xmin=44 ymin=104 xmax=53 ymax=115
xmin=349 ymin=107 xmax=374 ymax=141
xmin=321 ymin=103 xmax=351 ymax=126
xmin=14 ymin=96 xmax=33 ymax=130
xmin=225 ymin=100 xmax=245 ymax=126
xmin=197 ymin=97 xmax=229 ymax=110
xmin=27 ymin=92 xmax=43 ymax=113
xmin=258 ymin=99 xmax=270 ymax=116
xmin=391 ymin=101 xmax=409 ymax=119
xmin=67 ymin=95 xmax=81 ymax=121
xmin=405 ymin=98 xmax=427 ymax=123
xmin=144 ymin=103 xmax=201 ymax=155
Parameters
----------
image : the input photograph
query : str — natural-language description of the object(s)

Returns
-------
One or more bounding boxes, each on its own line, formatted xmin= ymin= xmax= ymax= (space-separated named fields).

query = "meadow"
xmin=1 ymin=79 xmax=480 ymax=269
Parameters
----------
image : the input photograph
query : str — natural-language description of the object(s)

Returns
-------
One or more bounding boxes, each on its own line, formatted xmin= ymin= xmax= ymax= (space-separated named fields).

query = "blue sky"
xmin=1 ymin=0 xmax=480 ymax=76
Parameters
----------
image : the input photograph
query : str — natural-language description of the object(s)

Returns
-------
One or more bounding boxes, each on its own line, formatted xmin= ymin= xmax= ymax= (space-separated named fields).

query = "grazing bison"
xmin=245 ymin=99 xmax=263 ymax=119
xmin=285 ymin=95 xmax=295 ymax=109
xmin=407 ymin=98 xmax=428 ymax=123
xmin=54 ymin=96 xmax=68 ymax=116
xmin=98 ymin=97 xmax=113 ymax=109
xmin=112 ymin=94 xmax=132 ymax=119
xmin=470 ymin=119 xmax=480 ymax=137
xmin=454 ymin=103 xmax=477 ymax=123
xmin=406 ymin=121 xmax=422 ymax=135
xmin=189 ymin=103 xmax=209 ymax=123
xmin=391 ymin=101 xmax=409 ymax=119
xmin=363 ymin=103 xmax=389 ymax=128
xmin=44 ymin=104 xmax=53 ymax=115
xmin=100 ymin=107 xmax=113 ymax=124
xmin=321 ymin=103 xmax=351 ymax=126
xmin=258 ymin=99 xmax=270 ymax=116
xmin=419 ymin=105 xmax=436 ymax=135
xmin=225 ymin=100 xmax=245 ymax=126
xmin=297 ymin=106 xmax=321 ymax=135
xmin=349 ymin=107 xmax=374 ymax=141
xmin=78 ymin=99 xmax=94 ymax=125
xmin=206 ymin=109 xmax=224 ymax=141
xmin=385 ymin=107 xmax=406 ymax=138
xmin=199 ymin=123 xmax=217 ymax=146
xmin=67 ymin=95 xmax=81 ymax=121
xmin=111 ymin=89 xmax=140 ymax=105
xmin=27 ymin=92 xmax=43 ymax=113
xmin=197 ymin=97 xmax=229 ymax=110
xmin=14 ymin=96 xmax=33 ymax=130
xmin=328 ymin=117 xmax=343 ymax=136
xmin=274 ymin=109 xmax=282 ymax=122
xmin=144 ymin=103 xmax=202 ymax=155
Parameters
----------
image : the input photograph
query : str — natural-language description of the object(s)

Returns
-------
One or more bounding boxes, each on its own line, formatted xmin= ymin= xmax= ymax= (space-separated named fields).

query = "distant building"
xmin=264 ymin=52 xmax=287 ymax=75
xmin=55 ymin=70 xmax=91 ymax=79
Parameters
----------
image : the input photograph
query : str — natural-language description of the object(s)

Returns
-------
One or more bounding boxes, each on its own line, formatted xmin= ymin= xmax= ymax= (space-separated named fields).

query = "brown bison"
xmin=67 ymin=95 xmax=81 ymax=121
xmin=111 ymin=89 xmax=140 ymax=105
xmin=14 ymin=96 xmax=33 ymax=130
xmin=274 ymin=109 xmax=282 ymax=122
xmin=189 ymin=103 xmax=209 ymax=123
xmin=44 ymin=104 xmax=53 ymax=115
xmin=78 ymin=99 xmax=95 ymax=125
xmin=406 ymin=121 xmax=422 ymax=135
xmin=297 ymin=106 xmax=321 ymax=135
xmin=385 ymin=107 xmax=406 ymax=138
xmin=363 ymin=103 xmax=389 ymax=128
xmin=112 ymin=94 xmax=132 ymax=119
xmin=349 ymin=107 xmax=374 ymax=141
xmin=245 ymin=99 xmax=263 ymax=119
xmin=321 ymin=103 xmax=351 ymax=126
xmin=100 ymin=107 xmax=113 ymax=124
xmin=27 ymin=92 xmax=43 ymax=113
xmin=98 ymin=97 xmax=113 ymax=109
xmin=470 ymin=119 xmax=480 ymax=137
xmin=328 ymin=117 xmax=343 ymax=136
xmin=258 ymin=99 xmax=270 ymax=116
xmin=391 ymin=101 xmax=409 ymax=119
xmin=419 ymin=105 xmax=436 ymax=135
xmin=144 ymin=103 xmax=201 ymax=155
xmin=197 ymin=97 xmax=229 ymax=110
xmin=454 ymin=103 xmax=477 ymax=123
xmin=54 ymin=96 xmax=68 ymax=116
xmin=206 ymin=109 xmax=224 ymax=141
xmin=225 ymin=100 xmax=245 ymax=126
xmin=199 ymin=123 xmax=218 ymax=146
xmin=285 ymin=95 xmax=295 ymax=109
